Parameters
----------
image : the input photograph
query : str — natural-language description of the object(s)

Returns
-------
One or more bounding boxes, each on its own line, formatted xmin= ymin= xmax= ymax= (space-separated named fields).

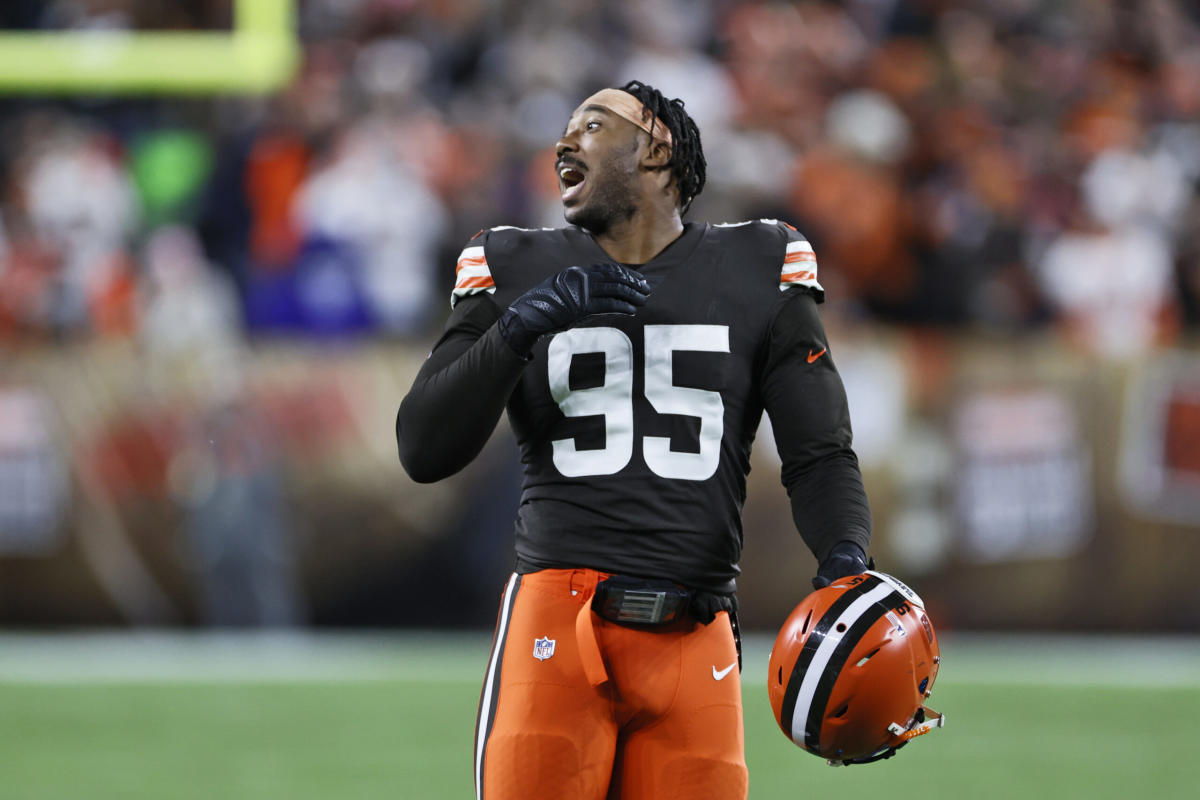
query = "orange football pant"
xmin=474 ymin=568 xmax=748 ymax=800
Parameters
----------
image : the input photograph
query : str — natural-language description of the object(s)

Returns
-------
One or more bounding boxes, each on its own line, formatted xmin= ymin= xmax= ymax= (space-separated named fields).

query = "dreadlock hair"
xmin=618 ymin=80 xmax=707 ymax=215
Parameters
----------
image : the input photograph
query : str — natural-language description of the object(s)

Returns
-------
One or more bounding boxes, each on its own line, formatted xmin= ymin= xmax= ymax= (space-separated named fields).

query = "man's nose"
xmin=556 ymin=129 xmax=579 ymax=159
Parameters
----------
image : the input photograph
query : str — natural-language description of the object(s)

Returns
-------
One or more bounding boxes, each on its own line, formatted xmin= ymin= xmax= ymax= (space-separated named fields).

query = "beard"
xmin=564 ymin=148 xmax=639 ymax=235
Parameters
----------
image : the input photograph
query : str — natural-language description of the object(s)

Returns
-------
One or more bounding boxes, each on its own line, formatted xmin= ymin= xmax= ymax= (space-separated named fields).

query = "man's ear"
xmin=641 ymin=138 xmax=672 ymax=170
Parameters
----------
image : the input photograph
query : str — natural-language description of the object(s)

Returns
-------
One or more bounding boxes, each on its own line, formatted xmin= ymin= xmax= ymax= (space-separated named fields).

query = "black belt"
xmin=592 ymin=575 xmax=691 ymax=625
xmin=589 ymin=574 xmax=743 ymax=671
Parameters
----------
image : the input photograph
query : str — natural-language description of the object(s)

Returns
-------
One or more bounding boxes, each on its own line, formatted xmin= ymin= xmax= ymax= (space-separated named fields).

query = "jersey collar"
xmin=566 ymin=222 xmax=706 ymax=275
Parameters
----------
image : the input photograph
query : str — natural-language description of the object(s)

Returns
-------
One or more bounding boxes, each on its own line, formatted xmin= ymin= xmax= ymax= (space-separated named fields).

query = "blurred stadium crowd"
xmin=1 ymin=0 xmax=1199 ymax=356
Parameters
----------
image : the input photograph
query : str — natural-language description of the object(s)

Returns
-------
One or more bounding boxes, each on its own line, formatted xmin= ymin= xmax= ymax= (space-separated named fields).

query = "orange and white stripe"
xmin=779 ymin=239 xmax=823 ymax=293
xmin=451 ymin=245 xmax=496 ymax=307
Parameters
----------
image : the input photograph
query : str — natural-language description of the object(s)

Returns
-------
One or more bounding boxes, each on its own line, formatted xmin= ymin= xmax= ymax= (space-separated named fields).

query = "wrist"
xmin=830 ymin=540 xmax=866 ymax=562
xmin=498 ymin=308 xmax=538 ymax=358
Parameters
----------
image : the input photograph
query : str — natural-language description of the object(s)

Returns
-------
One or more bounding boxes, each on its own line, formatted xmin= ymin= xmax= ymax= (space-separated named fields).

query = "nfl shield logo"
xmin=533 ymin=636 xmax=556 ymax=661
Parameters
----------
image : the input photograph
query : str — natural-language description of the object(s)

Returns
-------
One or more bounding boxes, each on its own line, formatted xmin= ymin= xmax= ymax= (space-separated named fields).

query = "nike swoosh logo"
xmin=807 ymin=348 xmax=827 ymax=364
xmin=712 ymin=663 xmax=737 ymax=681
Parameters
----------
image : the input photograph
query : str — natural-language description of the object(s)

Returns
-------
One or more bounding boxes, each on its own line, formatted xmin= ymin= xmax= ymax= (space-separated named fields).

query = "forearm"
xmin=783 ymin=447 xmax=872 ymax=562
xmin=396 ymin=315 xmax=529 ymax=483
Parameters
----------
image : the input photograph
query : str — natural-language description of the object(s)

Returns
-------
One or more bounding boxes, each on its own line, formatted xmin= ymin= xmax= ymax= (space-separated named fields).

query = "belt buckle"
xmin=593 ymin=578 xmax=688 ymax=625
xmin=613 ymin=588 xmax=671 ymax=624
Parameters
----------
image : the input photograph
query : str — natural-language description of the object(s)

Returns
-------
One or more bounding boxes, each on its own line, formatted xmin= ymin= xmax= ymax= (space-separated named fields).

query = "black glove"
xmin=812 ymin=541 xmax=872 ymax=590
xmin=498 ymin=263 xmax=651 ymax=356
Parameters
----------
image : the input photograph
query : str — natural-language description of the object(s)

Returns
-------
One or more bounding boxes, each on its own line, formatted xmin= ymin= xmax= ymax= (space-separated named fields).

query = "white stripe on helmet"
xmin=789 ymin=580 xmax=898 ymax=745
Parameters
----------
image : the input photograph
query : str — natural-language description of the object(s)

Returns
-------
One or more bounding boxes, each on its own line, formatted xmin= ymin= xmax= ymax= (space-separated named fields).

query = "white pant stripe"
xmin=475 ymin=573 xmax=520 ymax=800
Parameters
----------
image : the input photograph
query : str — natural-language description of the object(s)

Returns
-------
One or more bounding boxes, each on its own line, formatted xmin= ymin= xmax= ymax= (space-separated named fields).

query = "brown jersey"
xmin=398 ymin=220 xmax=870 ymax=593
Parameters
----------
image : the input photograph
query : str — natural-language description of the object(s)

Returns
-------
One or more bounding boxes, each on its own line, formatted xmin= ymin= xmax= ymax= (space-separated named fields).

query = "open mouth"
xmin=557 ymin=161 xmax=587 ymax=203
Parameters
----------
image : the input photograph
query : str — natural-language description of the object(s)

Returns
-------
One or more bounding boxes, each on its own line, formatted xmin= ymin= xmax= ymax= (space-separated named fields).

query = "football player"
xmin=396 ymin=80 xmax=872 ymax=800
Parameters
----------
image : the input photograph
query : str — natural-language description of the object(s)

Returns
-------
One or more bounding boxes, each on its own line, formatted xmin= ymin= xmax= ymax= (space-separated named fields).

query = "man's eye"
xmin=586 ymin=120 xmax=600 ymax=130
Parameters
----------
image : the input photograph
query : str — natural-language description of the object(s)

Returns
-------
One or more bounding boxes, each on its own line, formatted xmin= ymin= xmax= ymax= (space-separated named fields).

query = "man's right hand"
xmin=498 ymin=263 xmax=651 ymax=357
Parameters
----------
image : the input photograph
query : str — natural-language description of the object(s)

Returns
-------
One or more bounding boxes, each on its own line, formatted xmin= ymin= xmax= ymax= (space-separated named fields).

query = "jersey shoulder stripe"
xmin=449 ymin=225 xmax=567 ymax=307
xmin=711 ymin=219 xmax=825 ymax=299
xmin=451 ymin=244 xmax=495 ymax=307
xmin=780 ymin=238 xmax=822 ymax=294
xmin=778 ymin=225 xmax=824 ymax=299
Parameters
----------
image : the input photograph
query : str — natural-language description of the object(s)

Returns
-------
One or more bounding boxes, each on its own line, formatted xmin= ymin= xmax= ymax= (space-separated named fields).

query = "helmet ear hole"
xmin=855 ymin=648 xmax=881 ymax=668
xmin=831 ymin=703 xmax=850 ymax=719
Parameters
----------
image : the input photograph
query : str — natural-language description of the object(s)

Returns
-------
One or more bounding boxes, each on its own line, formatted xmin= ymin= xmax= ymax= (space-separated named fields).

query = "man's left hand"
xmin=812 ymin=541 xmax=871 ymax=590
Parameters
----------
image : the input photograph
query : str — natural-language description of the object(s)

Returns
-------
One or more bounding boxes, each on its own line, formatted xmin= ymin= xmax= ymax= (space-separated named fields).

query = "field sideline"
xmin=2 ymin=632 xmax=1197 ymax=799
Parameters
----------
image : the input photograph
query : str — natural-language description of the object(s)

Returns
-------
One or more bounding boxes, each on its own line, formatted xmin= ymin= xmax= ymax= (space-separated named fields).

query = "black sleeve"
xmin=396 ymin=296 xmax=530 ymax=483
xmin=760 ymin=290 xmax=872 ymax=562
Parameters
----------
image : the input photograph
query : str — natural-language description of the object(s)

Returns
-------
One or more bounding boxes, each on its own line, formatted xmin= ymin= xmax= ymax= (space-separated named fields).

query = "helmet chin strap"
xmin=826 ymin=707 xmax=946 ymax=767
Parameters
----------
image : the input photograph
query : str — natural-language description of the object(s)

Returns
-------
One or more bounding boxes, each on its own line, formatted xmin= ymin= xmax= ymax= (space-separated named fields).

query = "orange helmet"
xmin=766 ymin=571 xmax=945 ymax=766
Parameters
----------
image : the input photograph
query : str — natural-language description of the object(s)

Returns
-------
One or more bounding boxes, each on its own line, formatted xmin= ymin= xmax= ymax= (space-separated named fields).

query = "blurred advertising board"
xmin=0 ymin=389 xmax=67 ymax=555
xmin=953 ymin=389 xmax=1091 ymax=563
xmin=2 ymin=335 xmax=1199 ymax=631
xmin=1120 ymin=352 xmax=1200 ymax=524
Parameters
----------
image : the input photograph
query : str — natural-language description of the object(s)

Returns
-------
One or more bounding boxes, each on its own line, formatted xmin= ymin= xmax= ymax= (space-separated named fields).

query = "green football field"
xmin=1 ymin=633 xmax=1197 ymax=799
